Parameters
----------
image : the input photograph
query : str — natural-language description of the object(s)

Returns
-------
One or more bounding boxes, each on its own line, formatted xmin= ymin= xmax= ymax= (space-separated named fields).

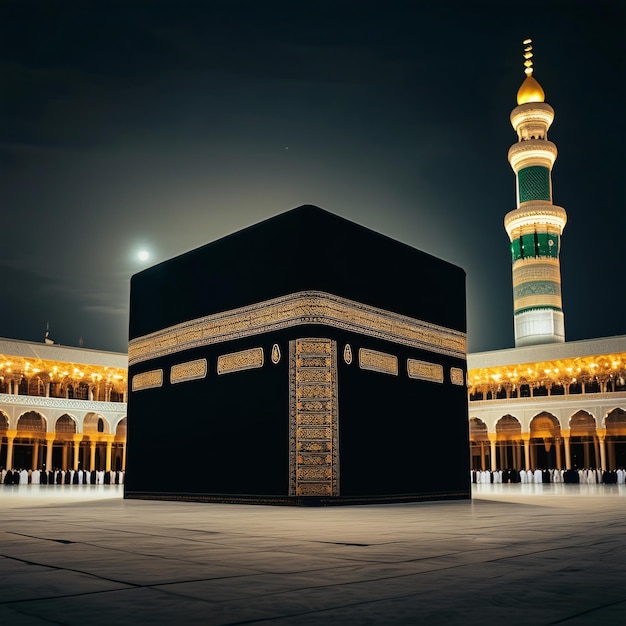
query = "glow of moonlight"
xmin=137 ymin=250 xmax=150 ymax=262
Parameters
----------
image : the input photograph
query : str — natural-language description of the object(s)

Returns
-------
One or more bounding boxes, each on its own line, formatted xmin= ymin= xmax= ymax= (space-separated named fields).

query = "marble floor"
xmin=1 ymin=484 xmax=624 ymax=625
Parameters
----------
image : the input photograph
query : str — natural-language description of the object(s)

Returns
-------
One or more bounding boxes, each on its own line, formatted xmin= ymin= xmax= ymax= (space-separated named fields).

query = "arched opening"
xmin=15 ymin=411 xmax=47 ymax=470
xmin=569 ymin=410 xmax=598 ymax=469
xmin=52 ymin=414 xmax=78 ymax=470
xmin=605 ymin=408 xmax=626 ymax=470
xmin=496 ymin=415 xmax=523 ymax=470
xmin=83 ymin=413 xmax=110 ymax=470
xmin=529 ymin=412 xmax=562 ymax=469
xmin=0 ymin=410 xmax=9 ymax=468
xmin=468 ymin=417 xmax=489 ymax=471
xmin=113 ymin=417 xmax=127 ymax=471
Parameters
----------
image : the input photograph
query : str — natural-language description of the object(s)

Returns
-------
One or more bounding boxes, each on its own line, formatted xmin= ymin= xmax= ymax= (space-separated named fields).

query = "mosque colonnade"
xmin=0 ymin=395 xmax=127 ymax=472
xmin=469 ymin=397 xmax=626 ymax=472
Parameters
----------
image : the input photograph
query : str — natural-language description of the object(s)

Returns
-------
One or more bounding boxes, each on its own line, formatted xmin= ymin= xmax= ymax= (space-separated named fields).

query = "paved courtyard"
xmin=1 ymin=484 xmax=625 ymax=625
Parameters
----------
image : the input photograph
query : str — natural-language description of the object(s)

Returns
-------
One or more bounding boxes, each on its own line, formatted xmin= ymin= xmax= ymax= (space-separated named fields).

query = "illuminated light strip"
xmin=129 ymin=291 xmax=466 ymax=366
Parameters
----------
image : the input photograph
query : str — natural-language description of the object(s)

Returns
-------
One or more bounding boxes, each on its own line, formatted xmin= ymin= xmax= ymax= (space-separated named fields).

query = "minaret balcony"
xmin=504 ymin=204 xmax=567 ymax=238
xmin=508 ymin=140 xmax=557 ymax=170
xmin=510 ymin=102 xmax=555 ymax=132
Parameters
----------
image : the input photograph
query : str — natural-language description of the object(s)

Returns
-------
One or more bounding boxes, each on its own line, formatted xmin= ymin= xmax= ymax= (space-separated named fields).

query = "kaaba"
xmin=125 ymin=205 xmax=470 ymax=505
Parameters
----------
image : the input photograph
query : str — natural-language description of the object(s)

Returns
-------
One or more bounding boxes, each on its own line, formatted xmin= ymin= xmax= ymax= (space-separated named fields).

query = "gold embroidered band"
xmin=129 ymin=291 xmax=466 ymax=366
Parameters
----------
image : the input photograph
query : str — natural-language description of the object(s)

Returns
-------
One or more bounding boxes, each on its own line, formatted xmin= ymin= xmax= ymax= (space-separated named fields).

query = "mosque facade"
xmin=0 ymin=42 xmax=624 ymax=481
xmin=0 ymin=338 xmax=128 ymax=474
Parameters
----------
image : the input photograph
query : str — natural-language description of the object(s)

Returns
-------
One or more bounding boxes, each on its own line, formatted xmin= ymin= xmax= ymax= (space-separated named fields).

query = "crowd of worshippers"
xmin=1 ymin=468 xmax=125 ymax=485
xmin=471 ymin=468 xmax=626 ymax=484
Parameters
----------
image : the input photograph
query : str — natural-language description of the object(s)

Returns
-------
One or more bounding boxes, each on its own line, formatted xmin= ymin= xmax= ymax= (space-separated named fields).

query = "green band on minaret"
xmin=510 ymin=232 xmax=559 ymax=261
xmin=518 ymin=165 xmax=550 ymax=202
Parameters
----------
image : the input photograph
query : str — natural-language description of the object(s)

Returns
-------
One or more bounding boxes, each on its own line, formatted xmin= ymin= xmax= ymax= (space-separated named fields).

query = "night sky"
xmin=1 ymin=1 xmax=624 ymax=354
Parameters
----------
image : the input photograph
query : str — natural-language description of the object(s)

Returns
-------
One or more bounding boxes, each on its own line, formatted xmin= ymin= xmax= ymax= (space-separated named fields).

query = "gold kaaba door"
xmin=289 ymin=338 xmax=339 ymax=497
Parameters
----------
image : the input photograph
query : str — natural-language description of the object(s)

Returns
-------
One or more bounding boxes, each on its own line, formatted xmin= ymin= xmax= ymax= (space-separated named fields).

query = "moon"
xmin=137 ymin=250 xmax=150 ymax=262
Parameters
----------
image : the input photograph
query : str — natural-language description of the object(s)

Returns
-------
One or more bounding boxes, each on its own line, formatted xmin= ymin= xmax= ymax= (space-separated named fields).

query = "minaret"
xmin=504 ymin=39 xmax=567 ymax=347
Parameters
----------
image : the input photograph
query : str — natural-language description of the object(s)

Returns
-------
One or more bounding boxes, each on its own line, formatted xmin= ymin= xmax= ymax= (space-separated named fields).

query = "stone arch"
xmin=495 ymin=415 xmax=523 ymax=471
xmin=0 ymin=410 xmax=8 ymax=468
xmin=115 ymin=417 xmax=127 ymax=436
xmin=605 ymin=408 xmax=626 ymax=469
xmin=83 ymin=413 xmax=110 ymax=435
xmin=569 ymin=410 xmax=599 ymax=470
xmin=496 ymin=414 xmax=522 ymax=437
xmin=55 ymin=414 xmax=78 ymax=434
xmin=529 ymin=412 xmax=562 ymax=469
xmin=111 ymin=417 xmax=128 ymax=471
xmin=17 ymin=411 xmax=47 ymax=433
xmin=14 ymin=411 xmax=47 ymax=470
xmin=530 ymin=412 xmax=560 ymax=438
xmin=27 ymin=375 xmax=47 ymax=397
xmin=570 ymin=410 xmax=597 ymax=433
xmin=469 ymin=417 xmax=489 ymax=471
xmin=605 ymin=408 xmax=626 ymax=433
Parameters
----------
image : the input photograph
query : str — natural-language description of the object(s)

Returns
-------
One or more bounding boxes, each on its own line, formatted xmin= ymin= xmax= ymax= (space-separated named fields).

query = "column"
xmin=32 ymin=441 xmax=40 ymax=470
xmin=488 ymin=433 xmax=498 ymax=472
xmin=73 ymin=435 xmax=82 ymax=471
xmin=105 ymin=436 xmax=113 ymax=472
xmin=522 ymin=433 xmax=530 ymax=470
xmin=45 ymin=433 xmax=55 ymax=471
xmin=607 ymin=438 xmax=616 ymax=470
xmin=598 ymin=430 xmax=607 ymax=471
xmin=555 ymin=438 xmax=562 ymax=469
xmin=121 ymin=442 xmax=127 ymax=471
xmin=560 ymin=429 xmax=570 ymax=469
xmin=480 ymin=441 xmax=486 ymax=471
xmin=6 ymin=430 xmax=17 ymax=469
xmin=90 ymin=442 xmax=96 ymax=471
xmin=593 ymin=437 xmax=601 ymax=469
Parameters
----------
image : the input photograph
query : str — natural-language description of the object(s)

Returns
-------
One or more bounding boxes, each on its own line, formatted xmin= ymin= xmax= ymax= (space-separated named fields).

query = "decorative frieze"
xmin=128 ymin=291 xmax=466 ymax=366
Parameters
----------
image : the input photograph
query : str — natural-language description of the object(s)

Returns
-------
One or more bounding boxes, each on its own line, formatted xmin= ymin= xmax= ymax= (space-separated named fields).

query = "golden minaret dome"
xmin=517 ymin=75 xmax=545 ymax=105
